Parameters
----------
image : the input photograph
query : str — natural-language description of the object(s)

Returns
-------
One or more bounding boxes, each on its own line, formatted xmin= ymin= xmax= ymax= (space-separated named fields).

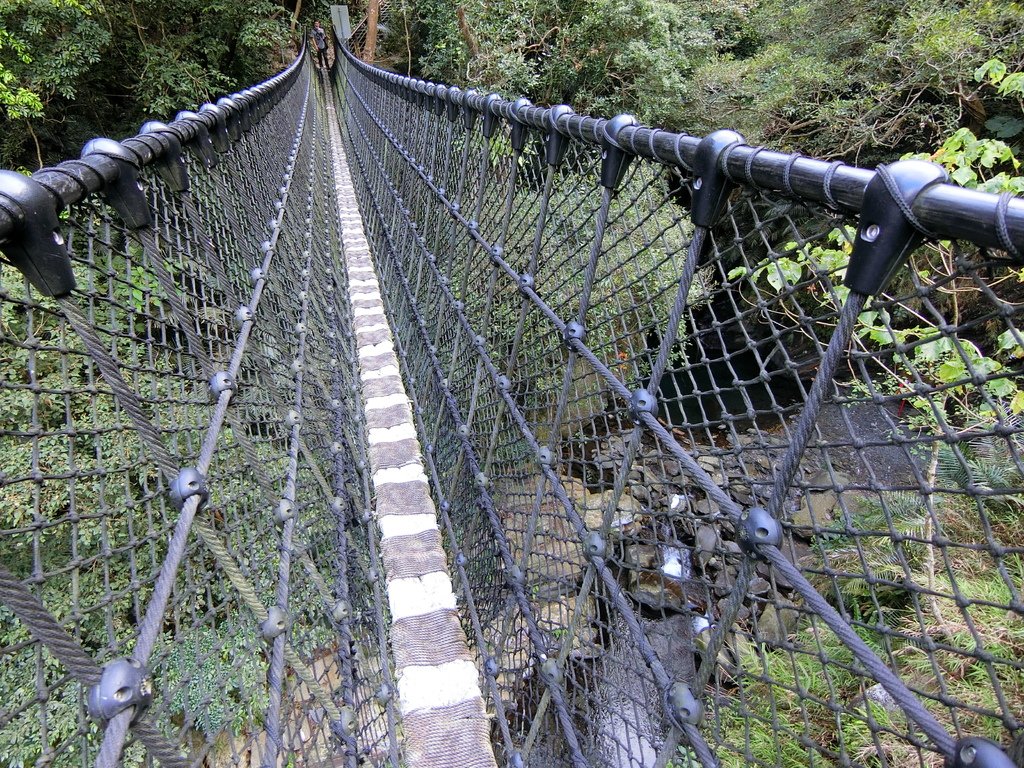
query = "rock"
xmin=791 ymin=489 xmax=838 ymax=530
xmin=863 ymin=683 xmax=900 ymax=713
xmin=669 ymin=493 xmax=690 ymax=512
xmin=756 ymin=601 xmax=801 ymax=644
xmin=577 ymin=487 xmax=641 ymax=534
xmin=537 ymin=595 xmax=599 ymax=659
xmin=663 ymin=459 xmax=682 ymax=477
xmin=747 ymin=576 xmax=772 ymax=596
xmin=629 ymin=569 xmax=687 ymax=611
xmin=695 ymin=524 xmax=719 ymax=555
xmin=694 ymin=497 xmax=721 ymax=518
xmin=625 ymin=544 xmax=659 ymax=570
xmin=713 ymin=567 xmax=736 ymax=596
xmin=645 ymin=614 xmax=699 ymax=682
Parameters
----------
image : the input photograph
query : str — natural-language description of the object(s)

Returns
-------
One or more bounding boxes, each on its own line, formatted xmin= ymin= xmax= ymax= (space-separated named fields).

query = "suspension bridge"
xmin=1 ymin=16 xmax=1023 ymax=768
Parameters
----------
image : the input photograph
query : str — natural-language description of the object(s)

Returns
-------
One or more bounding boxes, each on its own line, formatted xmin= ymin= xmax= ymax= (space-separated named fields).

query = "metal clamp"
xmin=628 ymin=389 xmax=658 ymax=421
xmin=87 ymin=658 xmax=153 ymax=724
xmin=600 ymin=114 xmax=639 ymax=190
xmin=509 ymin=98 xmax=534 ymax=153
xmin=140 ymin=121 xmax=189 ymax=193
xmin=174 ymin=110 xmax=218 ymax=169
xmin=544 ymin=105 xmax=574 ymax=168
xmin=668 ymin=682 xmax=704 ymax=726
xmin=948 ymin=737 xmax=1016 ymax=768
xmin=0 ymin=170 xmax=75 ymax=297
xmin=208 ymin=371 xmax=236 ymax=399
xmin=691 ymin=129 xmax=744 ymax=227
xmin=81 ymin=138 xmax=152 ymax=230
xmin=739 ymin=506 xmax=782 ymax=554
xmin=260 ymin=606 xmax=289 ymax=640
xmin=845 ymin=160 xmax=949 ymax=296
xmin=169 ymin=467 xmax=208 ymax=511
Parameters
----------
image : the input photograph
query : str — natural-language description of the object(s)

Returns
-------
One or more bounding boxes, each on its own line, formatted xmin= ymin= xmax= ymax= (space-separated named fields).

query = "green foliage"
xmin=161 ymin=626 xmax=269 ymax=737
xmin=0 ymin=0 xmax=291 ymax=169
xmin=400 ymin=0 xmax=1024 ymax=162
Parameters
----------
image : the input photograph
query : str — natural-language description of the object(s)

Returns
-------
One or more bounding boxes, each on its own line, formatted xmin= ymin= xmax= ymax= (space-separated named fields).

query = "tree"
xmin=0 ymin=0 xmax=293 ymax=170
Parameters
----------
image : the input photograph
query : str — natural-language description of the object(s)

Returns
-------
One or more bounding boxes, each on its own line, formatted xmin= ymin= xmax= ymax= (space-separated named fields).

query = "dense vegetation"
xmin=0 ymin=0 xmax=300 ymax=169
xmin=365 ymin=0 xmax=1024 ymax=165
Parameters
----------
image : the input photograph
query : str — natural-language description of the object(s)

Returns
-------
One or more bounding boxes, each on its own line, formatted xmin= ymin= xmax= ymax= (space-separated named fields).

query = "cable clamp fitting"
xmin=0 ymin=170 xmax=75 ymax=297
xmin=87 ymin=658 xmax=153 ymax=724
xmin=845 ymin=159 xmax=948 ymax=296
xmin=169 ymin=467 xmax=208 ymax=511
xmin=81 ymin=138 xmax=152 ymax=230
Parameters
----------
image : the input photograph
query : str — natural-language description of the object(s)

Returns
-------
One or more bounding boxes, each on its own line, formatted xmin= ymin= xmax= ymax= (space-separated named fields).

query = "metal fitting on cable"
xmin=668 ymin=682 xmax=704 ymax=727
xmin=88 ymin=658 xmax=153 ymax=724
xmin=0 ymin=170 xmax=75 ymax=297
xmin=628 ymin=389 xmax=658 ymax=421
xmin=948 ymin=737 xmax=1016 ymax=768
xmin=260 ymin=606 xmax=289 ymax=640
xmin=739 ymin=506 xmax=782 ymax=555
xmin=208 ymin=371 xmax=236 ymax=399
xmin=169 ymin=468 xmax=208 ymax=511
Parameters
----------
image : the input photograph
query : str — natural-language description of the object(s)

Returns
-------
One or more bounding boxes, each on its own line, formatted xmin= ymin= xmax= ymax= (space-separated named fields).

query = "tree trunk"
xmin=362 ymin=0 xmax=379 ymax=62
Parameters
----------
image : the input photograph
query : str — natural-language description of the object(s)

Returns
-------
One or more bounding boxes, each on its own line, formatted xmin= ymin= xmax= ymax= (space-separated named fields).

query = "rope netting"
xmin=1 ymin=19 xmax=1024 ymax=768
xmin=333 ymin=31 xmax=1024 ymax=768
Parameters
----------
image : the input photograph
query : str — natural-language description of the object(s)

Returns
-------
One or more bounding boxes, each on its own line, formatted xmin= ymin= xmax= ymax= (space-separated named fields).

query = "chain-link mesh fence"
xmin=0 ymin=53 xmax=401 ymax=767
xmin=335 ymin=36 xmax=1024 ymax=768
xmin=2 ymin=22 xmax=1024 ymax=768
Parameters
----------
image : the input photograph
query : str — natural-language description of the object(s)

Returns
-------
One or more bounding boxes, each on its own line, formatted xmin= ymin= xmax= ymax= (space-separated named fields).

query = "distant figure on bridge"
xmin=311 ymin=21 xmax=329 ymax=69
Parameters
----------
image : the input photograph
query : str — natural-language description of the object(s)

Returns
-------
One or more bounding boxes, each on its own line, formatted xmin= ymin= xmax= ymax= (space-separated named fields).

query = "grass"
xmin=702 ymin=434 xmax=1024 ymax=767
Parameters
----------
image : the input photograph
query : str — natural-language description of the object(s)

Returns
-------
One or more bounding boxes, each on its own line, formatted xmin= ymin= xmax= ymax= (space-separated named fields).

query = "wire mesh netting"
xmin=2 ymin=22 xmax=1024 ymax=768
xmin=0 ymin=57 xmax=401 ymax=767
xmin=335 ymin=38 xmax=1024 ymax=768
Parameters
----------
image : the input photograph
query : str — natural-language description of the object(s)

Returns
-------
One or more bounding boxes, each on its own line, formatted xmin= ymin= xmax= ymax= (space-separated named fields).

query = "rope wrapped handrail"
xmin=337 ymin=44 xmax=1024 ymax=255
xmin=0 ymin=42 xmax=306 ymax=245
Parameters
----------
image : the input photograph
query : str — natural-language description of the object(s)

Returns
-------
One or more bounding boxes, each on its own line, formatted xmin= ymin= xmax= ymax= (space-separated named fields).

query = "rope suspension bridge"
xmin=1 ymin=14 xmax=1023 ymax=768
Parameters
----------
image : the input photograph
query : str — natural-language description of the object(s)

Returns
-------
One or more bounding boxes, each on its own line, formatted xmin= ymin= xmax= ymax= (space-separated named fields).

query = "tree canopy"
xmin=0 ymin=0 xmax=297 ymax=169
xmin=375 ymin=0 xmax=1024 ymax=164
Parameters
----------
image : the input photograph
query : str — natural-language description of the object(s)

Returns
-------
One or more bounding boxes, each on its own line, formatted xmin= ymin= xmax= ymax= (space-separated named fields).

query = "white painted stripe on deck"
xmin=398 ymin=661 xmax=484 ymax=713
xmin=365 ymin=394 xmax=409 ymax=410
xmin=373 ymin=464 xmax=428 ymax=486
xmin=361 ymin=365 xmax=401 ymax=381
xmin=378 ymin=513 xmax=439 ymax=540
xmin=387 ymin=573 xmax=456 ymax=621
xmin=368 ymin=423 xmax=418 ymax=444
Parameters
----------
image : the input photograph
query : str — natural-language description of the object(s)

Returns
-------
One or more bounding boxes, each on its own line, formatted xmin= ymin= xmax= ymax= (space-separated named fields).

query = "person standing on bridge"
xmin=311 ymin=21 xmax=329 ymax=69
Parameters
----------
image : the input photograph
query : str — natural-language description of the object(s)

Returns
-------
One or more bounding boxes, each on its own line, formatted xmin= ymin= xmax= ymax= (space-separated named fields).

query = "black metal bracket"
xmin=845 ymin=159 xmax=949 ymax=296
xmin=0 ymin=170 xmax=75 ymax=297
xmin=482 ymin=94 xmax=502 ymax=139
xmin=175 ymin=110 xmax=218 ymax=169
xmin=462 ymin=89 xmax=478 ymax=132
xmin=947 ymin=737 xmax=1016 ymax=768
xmin=217 ymin=97 xmax=243 ymax=141
xmin=81 ymin=138 xmax=152 ymax=230
xmin=199 ymin=103 xmax=230 ymax=153
xmin=140 ymin=121 xmax=189 ymax=194
xmin=691 ymin=129 xmax=744 ymax=227
xmin=169 ymin=467 xmax=208 ymax=511
xmin=509 ymin=98 xmax=534 ymax=153
xmin=599 ymin=114 xmax=638 ymax=190
xmin=445 ymin=86 xmax=461 ymax=122
xmin=87 ymin=658 xmax=153 ymax=724
xmin=544 ymin=105 xmax=574 ymax=168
